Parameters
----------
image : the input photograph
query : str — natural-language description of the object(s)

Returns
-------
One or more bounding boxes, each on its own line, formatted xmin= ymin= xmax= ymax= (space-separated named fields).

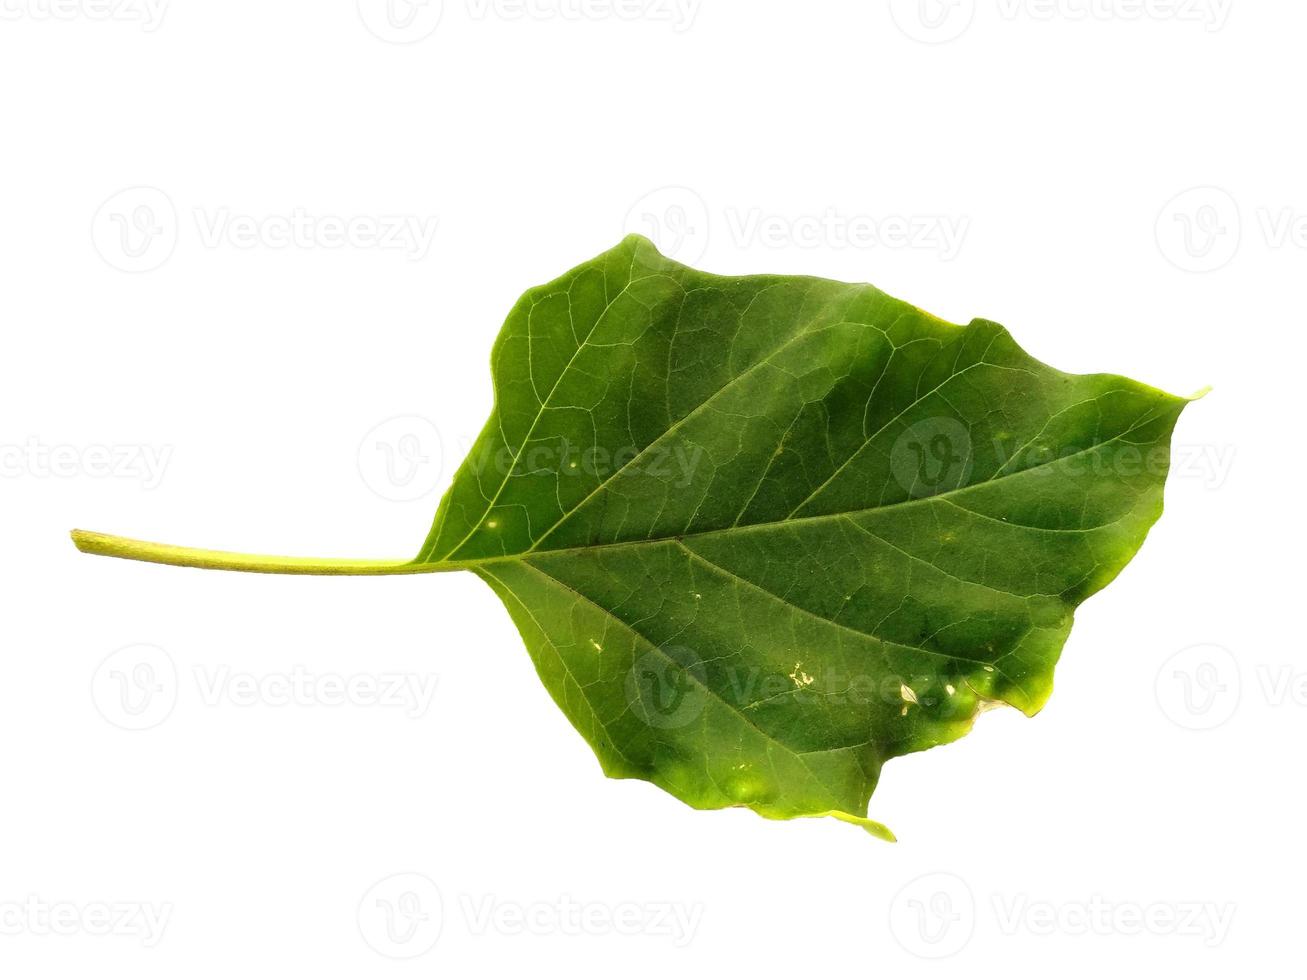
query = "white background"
xmin=0 ymin=1 xmax=1296 ymax=975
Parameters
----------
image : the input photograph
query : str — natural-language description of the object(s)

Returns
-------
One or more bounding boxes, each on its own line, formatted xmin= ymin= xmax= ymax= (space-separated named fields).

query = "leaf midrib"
xmin=415 ymin=409 xmax=1164 ymax=572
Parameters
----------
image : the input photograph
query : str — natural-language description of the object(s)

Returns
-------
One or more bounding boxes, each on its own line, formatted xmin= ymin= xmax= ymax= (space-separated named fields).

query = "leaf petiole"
xmin=69 ymin=529 xmax=472 ymax=576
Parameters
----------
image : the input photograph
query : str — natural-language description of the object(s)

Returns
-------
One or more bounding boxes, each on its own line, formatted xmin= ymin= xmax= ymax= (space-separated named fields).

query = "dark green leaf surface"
xmin=419 ymin=235 xmax=1192 ymax=838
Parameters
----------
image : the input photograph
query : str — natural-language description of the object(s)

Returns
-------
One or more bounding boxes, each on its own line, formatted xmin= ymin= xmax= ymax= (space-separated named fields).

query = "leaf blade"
xmin=430 ymin=235 xmax=1191 ymax=834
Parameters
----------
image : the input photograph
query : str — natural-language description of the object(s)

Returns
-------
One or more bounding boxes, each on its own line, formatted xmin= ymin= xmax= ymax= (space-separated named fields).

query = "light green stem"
xmin=70 ymin=529 xmax=472 ymax=576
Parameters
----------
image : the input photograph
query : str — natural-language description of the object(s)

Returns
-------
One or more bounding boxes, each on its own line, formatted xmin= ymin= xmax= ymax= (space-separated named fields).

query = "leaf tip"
xmin=823 ymin=810 xmax=897 ymax=842
xmin=618 ymin=231 xmax=660 ymax=256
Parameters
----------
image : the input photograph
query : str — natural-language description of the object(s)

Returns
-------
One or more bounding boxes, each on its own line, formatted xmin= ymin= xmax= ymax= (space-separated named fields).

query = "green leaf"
xmin=73 ymin=235 xmax=1197 ymax=840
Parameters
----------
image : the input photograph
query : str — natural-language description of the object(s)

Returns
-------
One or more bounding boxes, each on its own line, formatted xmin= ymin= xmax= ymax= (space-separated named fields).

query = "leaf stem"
xmin=70 ymin=529 xmax=470 ymax=576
